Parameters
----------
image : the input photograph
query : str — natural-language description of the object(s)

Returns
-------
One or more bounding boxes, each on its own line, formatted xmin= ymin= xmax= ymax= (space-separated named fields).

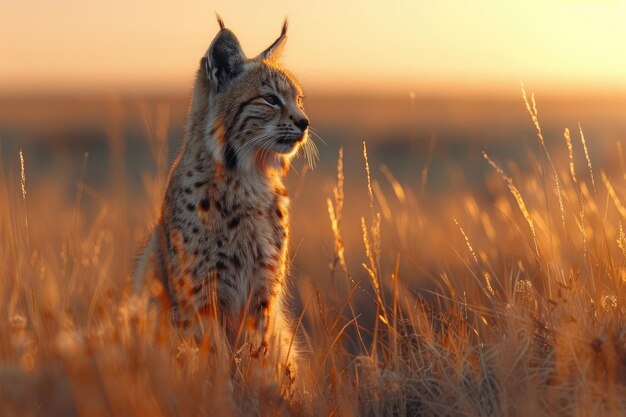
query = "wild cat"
xmin=134 ymin=17 xmax=314 ymax=380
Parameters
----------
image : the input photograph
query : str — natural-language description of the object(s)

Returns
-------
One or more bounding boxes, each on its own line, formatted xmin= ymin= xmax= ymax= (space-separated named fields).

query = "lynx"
xmin=134 ymin=17 xmax=312 ymax=382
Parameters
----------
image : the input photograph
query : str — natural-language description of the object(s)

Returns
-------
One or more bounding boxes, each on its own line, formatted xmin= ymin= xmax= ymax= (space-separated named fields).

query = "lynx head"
xmin=195 ymin=16 xmax=315 ymax=174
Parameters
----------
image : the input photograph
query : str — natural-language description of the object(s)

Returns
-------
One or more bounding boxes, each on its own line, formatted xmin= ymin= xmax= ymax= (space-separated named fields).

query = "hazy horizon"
xmin=3 ymin=0 xmax=626 ymax=95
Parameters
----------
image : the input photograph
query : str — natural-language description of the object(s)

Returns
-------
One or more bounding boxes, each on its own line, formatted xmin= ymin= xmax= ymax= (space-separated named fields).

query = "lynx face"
xmin=201 ymin=19 xmax=313 ymax=171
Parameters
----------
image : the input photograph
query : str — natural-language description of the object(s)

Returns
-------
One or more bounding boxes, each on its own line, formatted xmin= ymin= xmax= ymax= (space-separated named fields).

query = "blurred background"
xmin=2 ymin=0 xmax=626 ymax=289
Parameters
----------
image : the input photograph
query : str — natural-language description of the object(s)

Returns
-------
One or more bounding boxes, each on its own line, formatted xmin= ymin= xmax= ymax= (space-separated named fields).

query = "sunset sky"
xmin=2 ymin=0 xmax=626 ymax=95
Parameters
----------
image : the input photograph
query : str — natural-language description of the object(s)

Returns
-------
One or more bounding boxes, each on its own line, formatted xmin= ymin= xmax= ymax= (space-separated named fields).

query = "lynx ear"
xmin=256 ymin=19 xmax=288 ymax=61
xmin=205 ymin=16 xmax=246 ymax=90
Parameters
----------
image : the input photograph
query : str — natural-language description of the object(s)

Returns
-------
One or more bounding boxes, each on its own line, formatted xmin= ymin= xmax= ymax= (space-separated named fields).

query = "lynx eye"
xmin=262 ymin=94 xmax=282 ymax=107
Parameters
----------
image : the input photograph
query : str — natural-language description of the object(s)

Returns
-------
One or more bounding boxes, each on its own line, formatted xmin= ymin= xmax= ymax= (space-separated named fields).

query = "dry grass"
xmin=1 ymin=91 xmax=625 ymax=417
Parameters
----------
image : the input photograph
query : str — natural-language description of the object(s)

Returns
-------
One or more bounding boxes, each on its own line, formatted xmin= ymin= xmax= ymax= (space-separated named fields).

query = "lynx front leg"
xmin=250 ymin=298 xmax=272 ymax=358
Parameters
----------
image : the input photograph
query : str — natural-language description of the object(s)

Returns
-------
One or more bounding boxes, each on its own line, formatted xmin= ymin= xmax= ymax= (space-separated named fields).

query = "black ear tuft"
xmin=216 ymin=13 xmax=225 ymax=30
xmin=205 ymin=26 xmax=246 ymax=91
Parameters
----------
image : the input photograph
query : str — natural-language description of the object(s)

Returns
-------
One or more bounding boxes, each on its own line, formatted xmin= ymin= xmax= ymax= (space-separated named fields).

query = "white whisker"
xmin=233 ymin=132 xmax=275 ymax=161
xmin=308 ymin=127 xmax=327 ymax=145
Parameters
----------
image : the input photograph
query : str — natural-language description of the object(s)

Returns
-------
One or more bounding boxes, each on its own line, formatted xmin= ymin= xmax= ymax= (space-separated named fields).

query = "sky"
xmin=2 ymin=0 xmax=626 ymax=95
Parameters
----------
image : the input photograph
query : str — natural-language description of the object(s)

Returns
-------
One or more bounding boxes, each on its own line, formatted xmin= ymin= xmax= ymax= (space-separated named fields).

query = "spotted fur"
xmin=135 ymin=18 xmax=309 ymax=379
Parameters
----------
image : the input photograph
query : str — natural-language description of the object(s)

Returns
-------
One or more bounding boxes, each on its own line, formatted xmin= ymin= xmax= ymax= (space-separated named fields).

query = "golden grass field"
xmin=1 ymin=90 xmax=625 ymax=416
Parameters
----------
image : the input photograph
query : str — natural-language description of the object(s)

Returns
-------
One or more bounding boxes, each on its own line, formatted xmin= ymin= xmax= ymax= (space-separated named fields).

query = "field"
xmin=1 ymin=90 xmax=625 ymax=416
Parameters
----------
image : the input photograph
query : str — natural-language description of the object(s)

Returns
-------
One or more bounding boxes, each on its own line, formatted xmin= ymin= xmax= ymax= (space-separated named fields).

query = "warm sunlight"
xmin=2 ymin=2 xmax=626 ymax=416
xmin=2 ymin=0 xmax=626 ymax=93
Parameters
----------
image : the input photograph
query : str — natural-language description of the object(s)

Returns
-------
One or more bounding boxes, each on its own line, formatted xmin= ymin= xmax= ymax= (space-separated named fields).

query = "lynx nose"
xmin=295 ymin=118 xmax=309 ymax=132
